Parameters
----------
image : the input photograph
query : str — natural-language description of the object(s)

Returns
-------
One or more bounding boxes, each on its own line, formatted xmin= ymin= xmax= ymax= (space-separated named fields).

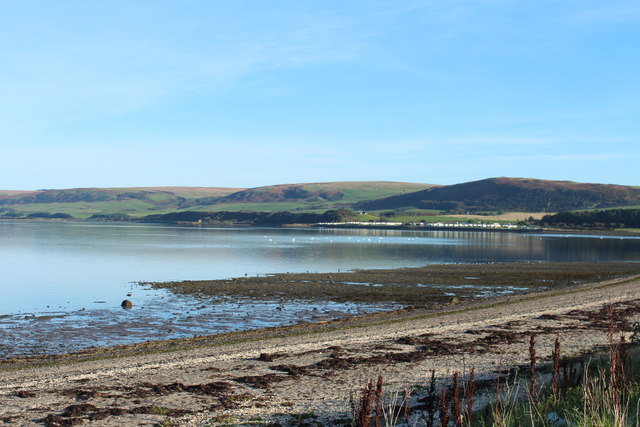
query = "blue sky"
xmin=1 ymin=1 xmax=638 ymax=190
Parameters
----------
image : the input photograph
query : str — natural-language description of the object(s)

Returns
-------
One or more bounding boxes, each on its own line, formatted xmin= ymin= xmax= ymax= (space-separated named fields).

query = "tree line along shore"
xmin=3 ymin=207 xmax=640 ymax=233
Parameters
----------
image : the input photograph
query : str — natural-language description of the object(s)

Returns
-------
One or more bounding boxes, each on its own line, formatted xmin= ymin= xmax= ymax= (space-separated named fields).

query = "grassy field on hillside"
xmin=299 ymin=181 xmax=433 ymax=202
xmin=2 ymin=201 xmax=179 ymax=218
xmin=0 ymin=182 xmax=432 ymax=218
xmin=383 ymin=215 xmax=474 ymax=223
xmin=187 ymin=202 xmax=329 ymax=213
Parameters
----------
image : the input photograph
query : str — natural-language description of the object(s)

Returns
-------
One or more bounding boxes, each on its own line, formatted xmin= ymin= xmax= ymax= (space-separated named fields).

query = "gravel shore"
xmin=1 ymin=263 xmax=639 ymax=426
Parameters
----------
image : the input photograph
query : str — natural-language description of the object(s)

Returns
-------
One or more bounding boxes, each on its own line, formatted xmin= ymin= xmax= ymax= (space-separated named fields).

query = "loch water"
xmin=1 ymin=221 xmax=638 ymax=357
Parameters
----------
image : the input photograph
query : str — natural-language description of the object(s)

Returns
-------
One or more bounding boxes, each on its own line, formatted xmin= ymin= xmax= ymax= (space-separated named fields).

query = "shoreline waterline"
xmin=2 ymin=261 xmax=639 ymax=364
xmin=1 ymin=271 xmax=639 ymax=426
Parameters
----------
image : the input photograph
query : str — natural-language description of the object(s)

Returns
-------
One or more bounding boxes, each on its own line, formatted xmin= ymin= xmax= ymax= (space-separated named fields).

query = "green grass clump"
xmin=351 ymin=315 xmax=640 ymax=427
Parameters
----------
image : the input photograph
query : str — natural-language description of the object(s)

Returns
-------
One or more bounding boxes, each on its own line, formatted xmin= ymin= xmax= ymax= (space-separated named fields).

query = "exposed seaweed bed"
xmin=1 ymin=262 xmax=640 ymax=426
xmin=147 ymin=262 xmax=640 ymax=305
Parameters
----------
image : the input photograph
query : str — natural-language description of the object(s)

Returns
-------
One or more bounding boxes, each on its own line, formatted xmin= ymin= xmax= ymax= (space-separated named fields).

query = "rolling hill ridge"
xmin=0 ymin=182 xmax=431 ymax=218
xmin=1 ymin=178 xmax=639 ymax=219
xmin=356 ymin=178 xmax=640 ymax=212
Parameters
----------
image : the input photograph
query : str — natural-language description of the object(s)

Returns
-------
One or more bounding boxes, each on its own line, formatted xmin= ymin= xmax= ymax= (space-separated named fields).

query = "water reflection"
xmin=1 ymin=221 xmax=640 ymax=356
xmin=0 ymin=287 xmax=398 ymax=358
xmin=1 ymin=221 xmax=640 ymax=315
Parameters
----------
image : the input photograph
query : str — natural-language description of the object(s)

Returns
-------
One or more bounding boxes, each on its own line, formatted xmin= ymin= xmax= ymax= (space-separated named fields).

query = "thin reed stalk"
xmin=451 ymin=371 xmax=462 ymax=426
xmin=617 ymin=335 xmax=628 ymax=394
xmin=374 ymin=375 xmax=383 ymax=427
xmin=426 ymin=369 xmax=437 ymax=427
xmin=494 ymin=360 xmax=503 ymax=427
xmin=608 ymin=304 xmax=621 ymax=414
xmin=529 ymin=334 xmax=537 ymax=402
xmin=356 ymin=379 xmax=375 ymax=427
xmin=551 ymin=334 xmax=561 ymax=406
xmin=464 ymin=368 xmax=476 ymax=426
xmin=381 ymin=389 xmax=405 ymax=427
xmin=402 ymin=389 xmax=410 ymax=425
xmin=439 ymin=385 xmax=449 ymax=427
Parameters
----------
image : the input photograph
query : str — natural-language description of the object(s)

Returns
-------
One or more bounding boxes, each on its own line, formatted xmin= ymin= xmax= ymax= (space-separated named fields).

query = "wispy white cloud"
xmin=0 ymin=4 xmax=370 ymax=130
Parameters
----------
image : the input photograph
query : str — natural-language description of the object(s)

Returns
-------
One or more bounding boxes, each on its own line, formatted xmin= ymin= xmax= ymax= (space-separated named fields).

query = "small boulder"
xmin=450 ymin=297 xmax=461 ymax=304
xmin=121 ymin=300 xmax=133 ymax=309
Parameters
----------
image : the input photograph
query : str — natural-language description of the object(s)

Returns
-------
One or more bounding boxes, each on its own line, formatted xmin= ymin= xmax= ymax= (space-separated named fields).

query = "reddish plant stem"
xmin=529 ymin=333 xmax=537 ymax=402
xmin=464 ymin=368 xmax=476 ymax=426
xmin=617 ymin=335 xmax=628 ymax=394
xmin=551 ymin=334 xmax=561 ymax=406
xmin=439 ymin=385 xmax=449 ymax=427
xmin=426 ymin=369 xmax=437 ymax=427
xmin=451 ymin=372 xmax=462 ymax=426
xmin=607 ymin=304 xmax=620 ymax=411
xmin=357 ymin=380 xmax=374 ymax=427
xmin=402 ymin=389 xmax=410 ymax=425
xmin=374 ymin=375 xmax=383 ymax=427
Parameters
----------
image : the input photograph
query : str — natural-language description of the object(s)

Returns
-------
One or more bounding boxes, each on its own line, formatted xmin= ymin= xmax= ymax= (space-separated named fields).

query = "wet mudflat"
xmin=0 ymin=293 xmax=392 ymax=359
xmin=2 ymin=262 xmax=639 ymax=364
xmin=150 ymin=261 xmax=640 ymax=305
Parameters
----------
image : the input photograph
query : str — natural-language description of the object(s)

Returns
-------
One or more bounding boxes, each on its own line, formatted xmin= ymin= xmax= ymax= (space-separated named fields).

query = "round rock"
xmin=121 ymin=299 xmax=133 ymax=309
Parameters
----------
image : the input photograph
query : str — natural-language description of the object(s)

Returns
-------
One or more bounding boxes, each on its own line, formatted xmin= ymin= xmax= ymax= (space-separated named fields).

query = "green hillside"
xmin=196 ymin=181 xmax=434 ymax=212
xmin=0 ymin=182 xmax=432 ymax=219
xmin=0 ymin=187 xmax=242 ymax=219
xmin=3 ymin=178 xmax=638 ymax=221
xmin=356 ymin=177 xmax=640 ymax=213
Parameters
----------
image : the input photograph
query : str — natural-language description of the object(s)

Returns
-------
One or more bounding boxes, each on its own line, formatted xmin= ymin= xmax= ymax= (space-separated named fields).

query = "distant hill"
xmin=0 ymin=187 xmax=241 ymax=204
xmin=3 ymin=178 xmax=638 ymax=219
xmin=199 ymin=181 xmax=434 ymax=209
xmin=356 ymin=178 xmax=640 ymax=212
xmin=0 ymin=187 xmax=243 ymax=218
xmin=0 ymin=182 xmax=432 ymax=218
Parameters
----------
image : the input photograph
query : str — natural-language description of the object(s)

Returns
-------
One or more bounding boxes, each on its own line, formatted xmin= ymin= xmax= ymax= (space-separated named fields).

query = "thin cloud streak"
xmin=0 ymin=5 xmax=368 ymax=129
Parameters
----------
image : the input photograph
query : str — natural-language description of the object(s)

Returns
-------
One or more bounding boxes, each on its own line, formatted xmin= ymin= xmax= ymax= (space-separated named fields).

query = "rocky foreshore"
xmin=1 ymin=263 xmax=640 ymax=426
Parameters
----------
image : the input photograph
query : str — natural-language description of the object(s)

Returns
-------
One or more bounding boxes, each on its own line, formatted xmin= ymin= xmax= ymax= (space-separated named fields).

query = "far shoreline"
xmin=2 ymin=217 xmax=639 ymax=237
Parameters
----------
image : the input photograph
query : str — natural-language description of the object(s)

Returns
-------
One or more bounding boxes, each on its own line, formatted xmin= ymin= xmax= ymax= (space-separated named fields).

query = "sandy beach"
xmin=1 ymin=266 xmax=639 ymax=426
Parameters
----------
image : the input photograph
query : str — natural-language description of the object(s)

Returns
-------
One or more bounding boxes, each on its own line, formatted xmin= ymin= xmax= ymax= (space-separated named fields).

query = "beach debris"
xmin=14 ymin=390 xmax=36 ymax=398
xmin=121 ymin=300 xmax=133 ymax=309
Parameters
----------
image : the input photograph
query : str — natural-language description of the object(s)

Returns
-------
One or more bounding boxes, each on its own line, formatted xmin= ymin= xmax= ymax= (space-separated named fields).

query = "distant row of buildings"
xmin=316 ymin=221 xmax=522 ymax=229
xmin=411 ymin=222 xmax=520 ymax=229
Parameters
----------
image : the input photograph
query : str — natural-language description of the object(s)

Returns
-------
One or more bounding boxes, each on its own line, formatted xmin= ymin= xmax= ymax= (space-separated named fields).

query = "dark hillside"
xmin=209 ymin=181 xmax=432 ymax=205
xmin=142 ymin=209 xmax=357 ymax=225
xmin=540 ymin=209 xmax=640 ymax=229
xmin=356 ymin=178 xmax=640 ymax=212
xmin=213 ymin=185 xmax=342 ymax=204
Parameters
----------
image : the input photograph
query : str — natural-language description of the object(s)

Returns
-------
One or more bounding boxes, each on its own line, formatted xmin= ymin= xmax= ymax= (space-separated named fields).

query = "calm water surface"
xmin=1 ymin=221 xmax=638 ymax=356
